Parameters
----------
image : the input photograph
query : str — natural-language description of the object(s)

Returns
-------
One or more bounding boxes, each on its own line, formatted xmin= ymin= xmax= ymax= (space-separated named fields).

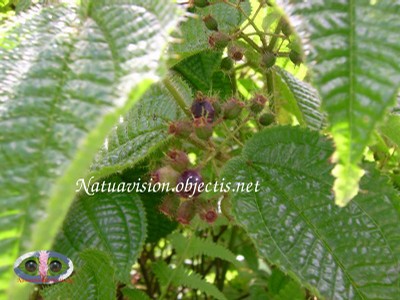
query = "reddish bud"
xmin=176 ymin=200 xmax=196 ymax=225
xmin=222 ymin=98 xmax=245 ymax=120
xmin=165 ymin=150 xmax=190 ymax=172
xmin=151 ymin=165 xmax=180 ymax=186
xmin=198 ymin=200 xmax=218 ymax=224
xmin=193 ymin=117 xmax=213 ymax=140
xmin=168 ymin=121 xmax=192 ymax=138
xmin=208 ymin=32 xmax=230 ymax=50
xmin=159 ymin=195 xmax=180 ymax=218
xmin=250 ymin=94 xmax=268 ymax=113
xmin=228 ymin=45 xmax=244 ymax=61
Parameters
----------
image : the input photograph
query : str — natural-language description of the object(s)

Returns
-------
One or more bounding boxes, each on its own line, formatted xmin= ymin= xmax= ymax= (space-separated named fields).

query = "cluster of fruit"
xmin=191 ymin=0 xmax=303 ymax=68
xmin=154 ymin=89 xmax=273 ymax=225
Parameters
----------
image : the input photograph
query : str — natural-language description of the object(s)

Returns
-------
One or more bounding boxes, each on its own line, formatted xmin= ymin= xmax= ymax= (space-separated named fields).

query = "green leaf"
xmin=170 ymin=232 xmax=239 ymax=266
xmin=53 ymin=177 xmax=147 ymax=283
xmin=122 ymin=287 xmax=151 ymax=300
xmin=379 ymin=114 xmax=400 ymax=148
xmin=169 ymin=0 xmax=251 ymax=65
xmin=90 ymin=73 xmax=192 ymax=180
xmin=152 ymin=260 xmax=227 ymax=300
xmin=41 ymin=249 xmax=116 ymax=300
xmin=0 ymin=1 xmax=181 ymax=298
xmin=274 ymin=68 xmax=325 ymax=130
xmin=284 ymin=1 xmax=400 ymax=206
xmin=222 ymin=126 xmax=400 ymax=300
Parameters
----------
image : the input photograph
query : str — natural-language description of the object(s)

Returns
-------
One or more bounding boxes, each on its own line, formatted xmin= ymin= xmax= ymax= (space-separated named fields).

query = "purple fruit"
xmin=176 ymin=169 xmax=203 ymax=198
xmin=191 ymin=97 xmax=215 ymax=123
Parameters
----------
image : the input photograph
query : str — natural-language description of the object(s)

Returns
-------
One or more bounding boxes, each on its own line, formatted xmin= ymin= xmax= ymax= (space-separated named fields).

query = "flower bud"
xmin=168 ymin=121 xmax=192 ymax=138
xmin=259 ymin=113 xmax=275 ymax=126
xmin=197 ymin=200 xmax=218 ymax=224
xmin=250 ymin=94 xmax=268 ymax=114
xmin=222 ymin=98 xmax=244 ymax=120
xmin=165 ymin=150 xmax=190 ymax=172
xmin=203 ymin=14 xmax=218 ymax=31
xmin=151 ymin=165 xmax=180 ymax=186
xmin=159 ymin=195 xmax=180 ymax=218
xmin=261 ymin=51 xmax=276 ymax=68
xmin=281 ymin=18 xmax=292 ymax=37
xmin=208 ymin=32 xmax=231 ymax=50
xmin=176 ymin=200 xmax=196 ymax=225
xmin=193 ymin=117 xmax=213 ymax=140
xmin=228 ymin=45 xmax=244 ymax=61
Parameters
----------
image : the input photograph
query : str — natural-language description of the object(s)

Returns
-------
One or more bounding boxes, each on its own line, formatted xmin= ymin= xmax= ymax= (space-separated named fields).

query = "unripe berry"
xmin=193 ymin=0 xmax=209 ymax=7
xmin=281 ymin=18 xmax=292 ymax=37
xmin=176 ymin=200 xmax=196 ymax=225
xmin=250 ymin=94 xmax=268 ymax=114
xmin=168 ymin=121 xmax=192 ymax=138
xmin=208 ymin=32 xmax=230 ymax=50
xmin=159 ymin=195 xmax=180 ymax=218
xmin=220 ymin=57 xmax=234 ymax=71
xmin=203 ymin=15 xmax=218 ymax=31
xmin=289 ymin=50 xmax=303 ymax=65
xmin=222 ymin=98 xmax=244 ymax=120
xmin=259 ymin=113 xmax=275 ymax=126
xmin=191 ymin=94 xmax=215 ymax=122
xmin=193 ymin=117 xmax=213 ymax=140
xmin=165 ymin=150 xmax=190 ymax=172
xmin=261 ymin=52 xmax=276 ymax=68
xmin=151 ymin=165 xmax=180 ymax=186
xmin=176 ymin=169 xmax=203 ymax=198
xmin=228 ymin=45 xmax=244 ymax=61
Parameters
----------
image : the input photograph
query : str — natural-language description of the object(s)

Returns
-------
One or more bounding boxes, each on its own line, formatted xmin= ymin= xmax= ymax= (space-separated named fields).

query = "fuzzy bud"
xmin=220 ymin=57 xmax=234 ymax=72
xmin=222 ymin=98 xmax=245 ymax=120
xmin=151 ymin=165 xmax=180 ymax=186
xmin=168 ymin=121 xmax=192 ymax=138
xmin=198 ymin=200 xmax=218 ymax=224
xmin=193 ymin=117 xmax=213 ymax=140
xmin=159 ymin=195 xmax=180 ymax=218
xmin=228 ymin=45 xmax=244 ymax=61
xmin=165 ymin=150 xmax=190 ymax=172
xmin=193 ymin=0 xmax=209 ymax=8
xmin=208 ymin=32 xmax=230 ymax=50
xmin=203 ymin=14 xmax=218 ymax=31
xmin=250 ymin=94 xmax=268 ymax=114
xmin=176 ymin=200 xmax=196 ymax=225
xmin=289 ymin=50 xmax=303 ymax=65
xmin=281 ymin=18 xmax=292 ymax=37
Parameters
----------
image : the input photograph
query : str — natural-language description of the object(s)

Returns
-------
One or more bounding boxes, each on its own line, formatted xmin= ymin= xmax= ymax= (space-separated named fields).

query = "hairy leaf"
xmin=170 ymin=232 xmax=239 ymax=267
xmin=280 ymin=0 xmax=400 ymax=206
xmin=152 ymin=260 xmax=227 ymax=300
xmin=122 ymin=287 xmax=151 ymax=300
xmin=90 ymin=73 xmax=192 ymax=180
xmin=41 ymin=249 xmax=116 ymax=300
xmin=275 ymin=68 xmax=325 ymax=130
xmin=222 ymin=126 xmax=400 ymax=300
xmin=0 ymin=1 xmax=181 ymax=298
xmin=379 ymin=114 xmax=400 ymax=149
xmin=53 ymin=177 xmax=147 ymax=283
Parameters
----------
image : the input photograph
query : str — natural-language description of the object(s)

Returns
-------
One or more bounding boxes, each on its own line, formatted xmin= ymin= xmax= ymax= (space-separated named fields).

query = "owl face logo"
xmin=14 ymin=250 xmax=74 ymax=284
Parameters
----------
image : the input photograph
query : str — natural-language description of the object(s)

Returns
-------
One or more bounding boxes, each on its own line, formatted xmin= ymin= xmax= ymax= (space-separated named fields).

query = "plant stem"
xmin=267 ymin=18 xmax=284 ymax=51
xmin=163 ymin=76 xmax=191 ymax=118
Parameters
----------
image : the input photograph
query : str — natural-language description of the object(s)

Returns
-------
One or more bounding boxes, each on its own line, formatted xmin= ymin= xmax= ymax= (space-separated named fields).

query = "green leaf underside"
xmin=41 ymin=249 xmax=116 ymax=300
xmin=0 ymin=1 xmax=181 ymax=298
xmin=90 ymin=73 xmax=192 ymax=180
xmin=53 ymin=180 xmax=147 ymax=284
xmin=275 ymin=68 xmax=325 ymax=130
xmin=222 ymin=126 xmax=400 ymax=300
xmin=281 ymin=0 xmax=400 ymax=206
xmin=170 ymin=232 xmax=239 ymax=266
xmin=152 ymin=260 xmax=227 ymax=300
xmin=168 ymin=0 xmax=251 ymax=65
